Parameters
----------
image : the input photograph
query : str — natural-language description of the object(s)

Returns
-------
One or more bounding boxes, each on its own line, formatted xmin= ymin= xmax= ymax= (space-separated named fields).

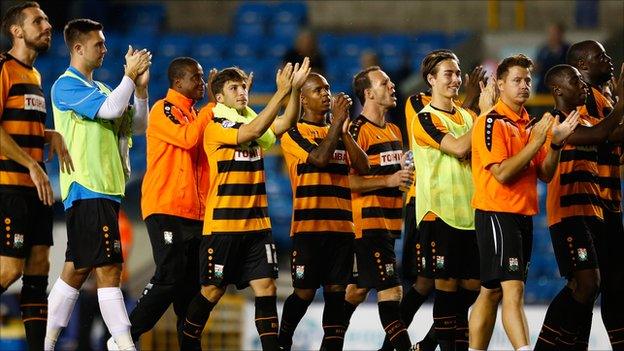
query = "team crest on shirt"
xmin=24 ymin=94 xmax=46 ymax=113
xmin=163 ymin=231 xmax=173 ymax=245
xmin=385 ymin=264 xmax=395 ymax=277
xmin=577 ymin=248 xmax=588 ymax=261
xmin=13 ymin=233 xmax=24 ymax=249
xmin=295 ymin=265 xmax=305 ymax=279
xmin=221 ymin=120 xmax=236 ymax=128
xmin=436 ymin=256 xmax=445 ymax=269
xmin=509 ymin=257 xmax=519 ymax=272
xmin=214 ymin=264 xmax=224 ymax=279
xmin=113 ymin=240 xmax=121 ymax=253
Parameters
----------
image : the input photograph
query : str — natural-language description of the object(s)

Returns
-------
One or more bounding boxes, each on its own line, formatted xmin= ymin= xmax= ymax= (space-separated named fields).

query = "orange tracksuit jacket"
xmin=141 ymin=89 xmax=214 ymax=220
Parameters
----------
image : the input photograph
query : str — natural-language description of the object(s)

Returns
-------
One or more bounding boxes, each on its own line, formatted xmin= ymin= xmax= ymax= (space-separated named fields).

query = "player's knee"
xmin=294 ymin=288 xmax=316 ymax=301
xmin=378 ymin=285 xmax=402 ymax=301
xmin=345 ymin=286 xmax=368 ymax=304
xmin=413 ymin=277 xmax=434 ymax=295
xmin=574 ymin=274 xmax=600 ymax=303
xmin=0 ymin=261 xmax=24 ymax=288
xmin=481 ymin=287 xmax=503 ymax=304
xmin=23 ymin=249 xmax=50 ymax=275
xmin=94 ymin=264 xmax=122 ymax=287
xmin=200 ymin=285 xmax=225 ymax=303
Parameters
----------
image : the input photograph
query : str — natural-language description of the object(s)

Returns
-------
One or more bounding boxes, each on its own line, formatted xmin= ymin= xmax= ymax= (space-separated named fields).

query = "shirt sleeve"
xmin=475 ymin=116 xmax=509 ymax=169
xmin=203 ymin=119 xmax=239 ymax=148
xmin=281 ymin=126 xmax=317 ymax=163
xmin=412 ymin=112 xmax=448 ymax=149
xmin=52 ymin=76 xmax=106 ymax=119
xmin=148 ymin=101 xmax=211 ymax=150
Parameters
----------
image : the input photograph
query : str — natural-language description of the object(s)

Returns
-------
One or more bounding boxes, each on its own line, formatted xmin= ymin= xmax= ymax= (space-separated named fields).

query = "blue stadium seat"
xmin=376 ymin=34 xmax=410 ymax=57
xmin=228 ymin=38 xmax=261 ymax=59
xmin=264 ymin=37 xmax=291 ymax=59
xmin=125 ymin=35 xmax=157 ymax=53
xmin=326 ymin=57 xmax=360 ymax=86
xmin=236 ymin=22 xmax=266 ymax=40
xmin=273 ymin=1 xmax=307 ymax=25
xmin=157 ymin=35 xmax=192 ymax=58
xmin=317 ymin=33 xmax=339 ymax=57
xmin=380 ymin=54 xmax=406 ymax=76
xmin=235 ymin=2 xmax=271 ymax=25
xmin=268 ymin=22 xmax=300 ymax=42
xmin=337 ymin=35 xmax=375 ymax=59
xmin=447 ymin=30 xmax=472 ymax=48
xmin=194 ymin=35 xmax=228 ymax=60
xmin=411 ymin=31 xmax=449 ymax=55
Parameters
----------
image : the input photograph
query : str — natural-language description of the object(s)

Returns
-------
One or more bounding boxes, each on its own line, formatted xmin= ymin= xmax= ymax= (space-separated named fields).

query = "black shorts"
xmin=549 ymin=216 xmax=600 ymax=278
xmin=0 ymin=191 xmax=53 ymax=257
xmin=475 ymin=210 xmax=533 ymax=286
xmin=145 ymin=214 xmax=203 ymax=285
xmin=418 ymin=218 xmax=480 ymax=280
xmin=65 ymin=199 xmax=123 ymax=269
xmin=401 ymin=200 xmax=421 ymax=280
xmin=596 ymin=210 xmax=624 ymax=293
xmin=290 ymin=233 xmax=354 ymax=289
xmin=352 ymin=234 xmax=401 ymax=291
xmin=199 ymin=230 xmax=279 ymax=290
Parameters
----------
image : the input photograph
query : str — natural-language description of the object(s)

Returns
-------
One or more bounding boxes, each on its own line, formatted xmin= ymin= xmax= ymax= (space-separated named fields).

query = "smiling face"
xmin=428 ymin=59 xmax=462 ymax=100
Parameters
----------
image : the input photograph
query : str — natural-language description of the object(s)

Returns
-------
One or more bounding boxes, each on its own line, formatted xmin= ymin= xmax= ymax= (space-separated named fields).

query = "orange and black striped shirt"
xmin=349 ymin=115 xmax=403 ymax=239
xmin=579 ymin=86 xmax=622 ymax=212
xmin=202 ymin=117 xmax=270 ymax=235
xmin=281 ymin=120 xmax=354 ymax=237
xmin=404 ymin=92 xmax=431 ymax=205
xmin=546 ymin=111 xmax=603 ymax=226
xmin=0 ymin=53 xmax=46 ymax=193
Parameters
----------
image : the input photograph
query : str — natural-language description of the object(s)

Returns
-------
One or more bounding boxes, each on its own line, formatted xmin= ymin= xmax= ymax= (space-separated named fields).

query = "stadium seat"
xmin=235 ymin=2 xmax=271 ymax=25
xmin=236 ymin=22 xmax=266 ymax=40
xmin=273 ymin=1 xmax=308 ymax=25
xmin=157 ymin=35 xmax=193 ymax=58
xmin=228 ymin=38 xmax=261 ymax=59
xmin=194 ymin=35 xmax=228 ymax=60
xmin=376 ymin=34 xmax=410 ymax=57
xmin=263 ymin=37 xmax=291 ymax=59
xmin=268 ymin=22 xmax=300 ymax=42
xmin=337 ymin=35 xmax=375 ymax=59
xmin=411 ymin=31 xmax=449 ymax=55
xmin=317 ymin=33 xmax=339 ymax=57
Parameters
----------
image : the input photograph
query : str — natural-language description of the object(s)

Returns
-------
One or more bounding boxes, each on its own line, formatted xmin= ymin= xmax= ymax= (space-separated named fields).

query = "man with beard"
xmin=566 ymin=40 xmax=624 ymax=350
xmin=44 ymin=18 xmax=150 ymax=351
xmin=278 ymin=73 xmax=368 ymax=351
xmin=0 ymin=2 xmax=73 ymax=350
xmin=342 ymin=66 xmax=415 ymax=351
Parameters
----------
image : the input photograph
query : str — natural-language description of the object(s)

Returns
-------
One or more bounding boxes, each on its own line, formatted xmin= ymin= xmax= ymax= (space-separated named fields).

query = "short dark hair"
xmin=544 ymin=64 xmax=574 ymax=92
xmin=211 ymin=67 xmax=248 ymax=96
xmin=167 ymin=57 xmax=200 ymax=87
xmin=353 ymin=65 xmax=380 ymax=105
xmin=421 ymin=50 xmax=459 ymax=87
xmin=1 ymin=1 xmax=40 ymax=42
xmin=496 ymin=54 xmax=534 ymax=80
xmin=566 ymin=40 xmax=598 ymax=67
xmin=63 ymin=18 xmax=103 ymax=50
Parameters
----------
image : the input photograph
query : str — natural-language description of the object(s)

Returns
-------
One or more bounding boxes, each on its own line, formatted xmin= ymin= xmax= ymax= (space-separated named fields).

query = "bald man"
xmin=278 ymin=73 xmax=368 ymax=351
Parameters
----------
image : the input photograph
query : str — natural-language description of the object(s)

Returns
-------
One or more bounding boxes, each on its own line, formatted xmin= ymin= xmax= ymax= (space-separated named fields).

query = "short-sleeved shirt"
xmin=579 ymin=86 xmax=621 ymax=213
xmin=349 ymin=115 xmax=403 ymax=239
xmin=471 ymin=100 xmax=549 ymax=215
xmin=202 ymin=114 xmax=271 ymax=236
xmin=546 ymin=111 xmax=603 ymax=226
xmin=281 ymin=120 xmax=354 ymax=237
xmin=0 ymin=53 xmax=46 ymax=194
xmin=404 ymin=92 xmax=431 ymax=204
xmin=51 ymin=66 xmax=120 ymax=209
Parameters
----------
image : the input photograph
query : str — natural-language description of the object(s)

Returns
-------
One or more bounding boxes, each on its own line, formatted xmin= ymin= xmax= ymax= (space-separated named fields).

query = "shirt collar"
xmin=165 ymin=89 xmax=195 ymax=113
xmin=494 ymin=98 xmax=529 ymax=123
